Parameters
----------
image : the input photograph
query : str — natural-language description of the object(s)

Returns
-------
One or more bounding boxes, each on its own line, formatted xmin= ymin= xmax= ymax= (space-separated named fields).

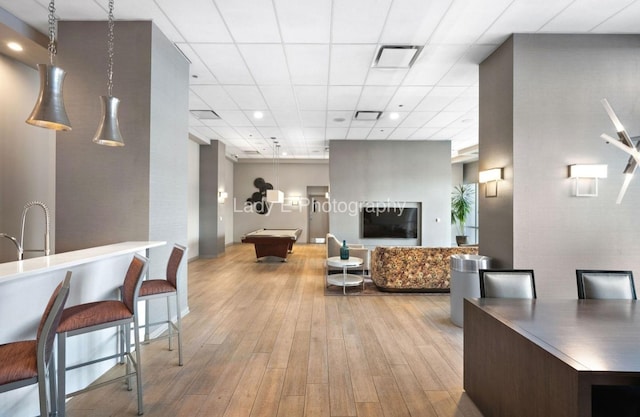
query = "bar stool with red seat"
xmin=139 ymin=243 xmax=186 ymax=365
xmin=56 ymin=254 xmax=148 ymax=416
xmin=0 ymin=271 xmax=71 ymax=417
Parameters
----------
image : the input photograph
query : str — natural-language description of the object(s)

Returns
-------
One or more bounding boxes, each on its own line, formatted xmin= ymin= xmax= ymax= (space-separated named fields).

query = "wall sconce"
xmin=568 ymin=164 xmax=607 ymax=197
xmin=288 ymin=196 xmax=300 ymax=206
xmin=218 ymin=191 xmax=228 ymax=203
xmin=479 ymin=168 xmax=503 ymax=197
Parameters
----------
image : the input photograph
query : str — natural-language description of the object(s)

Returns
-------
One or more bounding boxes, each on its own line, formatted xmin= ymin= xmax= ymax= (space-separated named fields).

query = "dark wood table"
xmin=464 ymin=298 xmax=640 ymax=417
xmin=241 ymin=228 xmax=302 ymax=261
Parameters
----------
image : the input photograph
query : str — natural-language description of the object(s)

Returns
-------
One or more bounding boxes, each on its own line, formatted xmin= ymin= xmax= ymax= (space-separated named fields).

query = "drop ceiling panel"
xmin=379 ymin=0 xmax=452 ymax=44
xmin=109 ymin=0 xmax=185 ymax=42
xmin=303 ymin=127 xmax=325 ymax=140
xmin=328 ymin=86 xmax=362 ymax=110
xmin=224 ymin=85 xmax=267 ymax=109
xmin=279 ymin=127 xmax=305 ymax=140
xmin=189 ymin=114 xmax=204 ymax=126
xmin=544 ymin=0 xmax=635 ymax=33
xmin=191 ymin=125 xmax=220 ymax=140
xmin=285 ymin=44 xmax=330 ymax=85
xmin=386 ymin=86 xmax=433 ymax=111
xmin=403 ymin=44 xmax=470 ymax=85
xmin=332 ymin=0 xmax=392 ymax=43
xmin=591 ymin=1 xmax=640 ymax=32
xmin=272 ymin=111 xmax=302 ymax=128
xmin=201 ymin=118 xmax=228 ymax=127
xmin=423 ymin=111 xmax=466 ymax=128
xmin=215 ymin=110 xmax=252 ymax=125
xmin=399 ymin=112 xmax=438 ymax=128
xmin=477 ymin=0 xmax=574 ymax=44
xmin=234 ymin=126 xmax=263 ymax=139
xmin=210 ymin=126 xmax=243 ymax=140
xmin=190 ymin=85 xmax=239 ymax=110
xmin=445 ymin=96 xmax=478 ymax=112
xmin=387 ymin=127 xmax=418 ymax=140
xmin=347 ymin=127 xmax=373 ymax=139
xmin=329 ymin=44 xmax=377 ymax=85
xmin=367 ymin=127 xmax=392 ymax=140
xmin=239 ymin=44 xmax=290 ymax=85
xmin=215 ymin=0 xmax=281 ymax=43
xmin=326 ymin=127 xmax=349 ymax=139
xmin=357 ymin=86 xmax=397 ymax=110
xmin=257 ymin=126 xmax=284 ymax=139
xmin=191 ymin=44 xmax=254 ymax=84
xmin=294 ymin=86 xmax=328 ymax=111
xmin=365 ymin=69 xmax=409 ymax=86
xmin=274 ymin=0 xmax=331 ymax=43
xmin=300 ymin=111 xmax=327 ymax=127
xmin=155 ymin=0 xmax=232 ymax=42
xmin=189 ymin=90 xmax=210 ymax=110
xmin=410 ymin=127 xmax=441 ymax=139
xmin=175 ymin=43 xmax=218 ymax=84
xmin=429 ymin=0 xmax=514 ymax=44
xmin=260 ymin=86 xmax=298 ymax=110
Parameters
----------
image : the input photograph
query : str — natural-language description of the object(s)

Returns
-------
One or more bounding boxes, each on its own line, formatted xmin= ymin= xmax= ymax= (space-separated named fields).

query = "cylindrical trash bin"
xmin=450 ymin=254 xmax=491 ymax=327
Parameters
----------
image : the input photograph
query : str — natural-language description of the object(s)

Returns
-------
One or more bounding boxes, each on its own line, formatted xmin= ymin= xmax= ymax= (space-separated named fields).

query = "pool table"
xmin=241 ymin=228 xmax=303 ymax=261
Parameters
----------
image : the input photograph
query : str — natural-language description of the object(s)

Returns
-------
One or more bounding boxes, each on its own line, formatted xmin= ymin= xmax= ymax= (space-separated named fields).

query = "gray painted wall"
xmin=479 ymin=37 xmax=515 ymax=268
xmin=56 ymin=21 xmax=189 ymax=304
xmin=480 ymin=34 xmax=640 ymax=298
xmin=233 ymin=161 xmax=329 ymax=243
xmin=0 ymin=55 xmax=55 ymax=262
xmin=188 ymin=139 xmax=200 ymax=258
xmin=199 ymin=140 xmax=229 ymax=257
xmin=329 ymin=140 xmax=451 ymax=247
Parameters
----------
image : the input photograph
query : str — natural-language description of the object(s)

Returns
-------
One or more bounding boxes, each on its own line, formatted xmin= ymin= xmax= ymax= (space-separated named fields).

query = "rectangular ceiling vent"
xmin=191 ymin=110 xmax=221 ymax=120
xmin=354 ymin=111 xmax=382 ymax=121
xmin=373 ymin=45 xmax=422 ymax=69
xmin=243 ymin=150 xmax=260 ymax=155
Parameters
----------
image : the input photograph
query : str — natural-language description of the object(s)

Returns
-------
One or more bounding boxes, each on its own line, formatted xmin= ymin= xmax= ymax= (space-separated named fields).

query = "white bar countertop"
xmin=0 ymin=241 xmax=166 ymax=284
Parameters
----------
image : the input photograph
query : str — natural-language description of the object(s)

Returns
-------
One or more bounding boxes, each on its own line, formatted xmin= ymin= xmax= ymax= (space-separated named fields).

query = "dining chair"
xmin=0 ymin=272 xmax=71 ymax=417
xmin=56 ymin=254 xmax=148 ymax=416
xmin=479 ymin=269 xmax=536 ymax=299
xmin=138 ymin=243 xmax=187 ymax=365
xmin=576 ymin=270 xmax=637 ymax=299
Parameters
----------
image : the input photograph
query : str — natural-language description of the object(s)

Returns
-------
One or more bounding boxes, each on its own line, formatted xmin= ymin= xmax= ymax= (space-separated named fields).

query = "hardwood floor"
xmin=66 ymin=243 xmax=482 ymax=417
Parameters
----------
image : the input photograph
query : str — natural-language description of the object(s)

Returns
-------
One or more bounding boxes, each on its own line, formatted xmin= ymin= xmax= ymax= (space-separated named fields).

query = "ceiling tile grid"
xmin=1 ymin=0 xmax=639 ymax=160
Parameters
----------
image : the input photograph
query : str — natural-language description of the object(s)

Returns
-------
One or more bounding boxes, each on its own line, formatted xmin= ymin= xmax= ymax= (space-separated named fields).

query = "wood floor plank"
xmin=63 ymin=244 xmax=482 ymax=417
xmin=250 ymin=368 xmax=286 ymax=417
xmin=304 ymin=384 xmax=330 ymax=417
xmin=327 ymin=338 xmax=357 ymax=416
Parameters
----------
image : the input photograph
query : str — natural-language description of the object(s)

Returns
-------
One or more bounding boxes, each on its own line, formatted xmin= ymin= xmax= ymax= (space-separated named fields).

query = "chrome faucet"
xmin=20 ymin=201 xmax=51 ymax=258
xmin=0 ymin=233 xmax=23 ymax=260
xmin=0 ymin=201 xmax=51 ymax=261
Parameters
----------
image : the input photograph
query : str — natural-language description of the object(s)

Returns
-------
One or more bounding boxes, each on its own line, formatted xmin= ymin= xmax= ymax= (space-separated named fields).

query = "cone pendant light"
xmin=26 ymin=0 xmax=72 ymax=131
xmin=93 ymin=0 xmax=124 ymax=146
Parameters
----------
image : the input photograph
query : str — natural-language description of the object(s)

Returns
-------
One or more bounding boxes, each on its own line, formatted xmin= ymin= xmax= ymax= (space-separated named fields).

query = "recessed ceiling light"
xmin=389 ymin=112 xmax=400 ymax=120
xmin=282 ymin=151 xmax=288 ymax=156
xmin=254 ymin=111 xmax=264 ymax=119
xmin=7 ymin=42 xmax=22 ymax=52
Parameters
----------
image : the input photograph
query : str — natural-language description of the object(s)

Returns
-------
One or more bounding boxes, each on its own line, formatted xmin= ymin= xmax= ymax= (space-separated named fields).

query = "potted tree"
xmin=451 ymin=184 xmax=474 ymax=246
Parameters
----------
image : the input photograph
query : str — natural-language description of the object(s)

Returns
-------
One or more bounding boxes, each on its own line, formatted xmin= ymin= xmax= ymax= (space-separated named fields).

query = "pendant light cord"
xmin=47 ymin=0 xmax=56 ymax=64
xmin=107 ymin=0 xmax=115 ymax=97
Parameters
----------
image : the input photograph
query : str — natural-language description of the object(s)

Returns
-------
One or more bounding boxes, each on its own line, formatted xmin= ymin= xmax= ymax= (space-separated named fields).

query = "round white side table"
xmin=326 ymin=256 xmax=364 ymax=295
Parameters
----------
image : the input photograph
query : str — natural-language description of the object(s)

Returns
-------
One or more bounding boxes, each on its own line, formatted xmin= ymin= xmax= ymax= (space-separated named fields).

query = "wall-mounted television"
xmin=361 ymin=206 xmax=419 ymax=238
